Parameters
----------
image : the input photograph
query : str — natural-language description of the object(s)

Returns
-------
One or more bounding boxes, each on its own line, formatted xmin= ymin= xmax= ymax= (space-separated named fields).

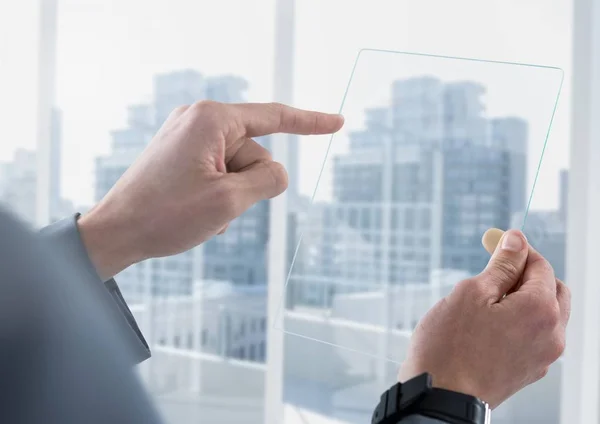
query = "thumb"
xmin=224 ymin=159 xmax=288 ymax=213
xmin=478 ymin=229 xmax=528 ymax=301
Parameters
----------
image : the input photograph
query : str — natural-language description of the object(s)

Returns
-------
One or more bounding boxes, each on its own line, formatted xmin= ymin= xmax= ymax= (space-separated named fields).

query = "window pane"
xmin=56 ymin=1 xmax=275 ymax=423
xmin=0 ymin=2 xmax=40 ymax=224
xmin=288 ymin=1 xmax=571 ymax=423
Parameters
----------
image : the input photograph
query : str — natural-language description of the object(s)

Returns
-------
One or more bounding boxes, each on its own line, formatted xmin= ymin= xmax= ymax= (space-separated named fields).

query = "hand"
xmin=78 ymin=101 xmax=344 ymax=280
xmin=397 ymin=229 xmax=571 ymax=409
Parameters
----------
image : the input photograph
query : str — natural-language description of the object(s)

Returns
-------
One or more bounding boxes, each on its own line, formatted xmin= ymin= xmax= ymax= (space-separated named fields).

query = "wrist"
xmin=78 ymin=206 xmax=142 ymax=281
xmin=398 ymin=363 xmax=485 ymax=406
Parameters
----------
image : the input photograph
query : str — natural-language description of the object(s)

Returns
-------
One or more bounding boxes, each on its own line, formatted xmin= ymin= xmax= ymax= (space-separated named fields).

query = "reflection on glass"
xmin=281 ymin=50 xmax=563 ymax=362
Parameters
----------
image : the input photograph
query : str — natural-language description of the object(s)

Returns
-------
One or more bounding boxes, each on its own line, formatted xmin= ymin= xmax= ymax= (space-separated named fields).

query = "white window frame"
xmin=265 ymin=0 xmax=295 ymax=422
xmin=36 ymin=0 xmax=58 ymax=227
xmin=561 ymin=0 xmax=600 ymax=422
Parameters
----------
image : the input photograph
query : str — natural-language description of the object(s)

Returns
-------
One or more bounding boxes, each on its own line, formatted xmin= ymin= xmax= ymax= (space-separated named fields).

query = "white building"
xmin=149 ymin=281 xmax=268 ymax=363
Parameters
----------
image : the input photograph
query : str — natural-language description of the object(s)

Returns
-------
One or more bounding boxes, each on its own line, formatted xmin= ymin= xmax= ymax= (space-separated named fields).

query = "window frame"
xmin=264 ymin=0 xmax=295 ymax=423
xmin=36 ymin=0 xmax=58 ymax=227
xmin=561 ymin=0 xmax=600 ymax=422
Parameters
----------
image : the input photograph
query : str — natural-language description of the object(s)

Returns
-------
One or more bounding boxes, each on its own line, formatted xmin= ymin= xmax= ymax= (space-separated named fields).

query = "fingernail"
xmin=501 ymin=231 xmax=524 ymax=252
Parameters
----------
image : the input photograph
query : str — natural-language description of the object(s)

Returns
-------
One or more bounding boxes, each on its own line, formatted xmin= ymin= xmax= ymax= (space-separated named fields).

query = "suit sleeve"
xmin=39 ymin=214 xmax=151 ymax=364
xmin=0 ymin=208 xmax=163 ymax=424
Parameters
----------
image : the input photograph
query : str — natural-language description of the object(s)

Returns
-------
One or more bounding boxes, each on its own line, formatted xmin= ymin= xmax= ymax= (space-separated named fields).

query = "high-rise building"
xmin=95 ymin=70 xmax=270 ymax=302
xmin=0 ymin=106 xmax=69 ymax=225
xmin=0 ymin=149 xmax=37 ymax=224
xmin=289 ymin=77 xmax=528 ymax=307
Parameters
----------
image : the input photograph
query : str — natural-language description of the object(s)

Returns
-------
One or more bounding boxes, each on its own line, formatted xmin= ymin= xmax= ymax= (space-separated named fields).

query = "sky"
xmin=0 ymin=0 xmax=572 ymax=210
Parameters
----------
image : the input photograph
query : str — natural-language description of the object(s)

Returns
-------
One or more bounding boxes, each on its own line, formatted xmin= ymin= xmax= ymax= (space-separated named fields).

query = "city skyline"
xmin=0 ymin=1 xmax=571 ymax=212
xmin=289 ymin=76 xmax=538 ymax=310
xmin=0 ymin=2 xmax=581 ymax=423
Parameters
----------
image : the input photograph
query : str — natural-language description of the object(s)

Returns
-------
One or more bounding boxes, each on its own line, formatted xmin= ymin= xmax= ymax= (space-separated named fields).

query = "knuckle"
xmin=192 ymin=99 xmax=218 ymax=111
xmin=548 ymin=334 xmax=566 ymax=361
xmin=170 ymin=105 xmax=190 ymax=118
xmin=536 ymin=366 xmax=550 ymax=381
xmin=216 ymin=182 xmax=241 ymax=217
xmin=489 ymin=257 xmax=520 ymax=280
xmin=190 ymin=100 xmax=229 ymax=132
xmin=268 ymin=102 xmax=287 ymax=127
xmin=561 ymin=280 xmax=571 ymax=297
xmin=531 ymin=296 xmax=560 ymax=330
xmin=264 ymin=161 xmax=288 ymax=195
xmin=453 ymin=278 xmax=484 ymax=298
xmin=190 ymin=100 xmax=222 ymax=120
xmin=557 ymin=279 xmax=571 ymax=301
xmin=544 ymin=303 xmax=561 ymax=329
xmin=269 ymin=102 xmax=285 ymax=113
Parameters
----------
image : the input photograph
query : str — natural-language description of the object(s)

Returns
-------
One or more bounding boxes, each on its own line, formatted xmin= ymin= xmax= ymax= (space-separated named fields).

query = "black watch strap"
xmin=372 ymin=373 xmax=433 ymax=424
xmin=372 ymin=374 xmax=490 ymax=424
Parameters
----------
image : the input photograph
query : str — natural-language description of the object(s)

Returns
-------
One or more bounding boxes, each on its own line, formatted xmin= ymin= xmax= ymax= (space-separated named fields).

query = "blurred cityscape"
xmin=0 ymin=69 xmax=569 ymax=423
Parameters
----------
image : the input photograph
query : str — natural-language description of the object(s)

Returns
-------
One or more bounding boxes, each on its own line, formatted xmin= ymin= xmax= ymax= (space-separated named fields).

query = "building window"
xmin=249 ymin=344 xmax=256 ymax=361
xmin=405 ymin=209 xmax=415 ymax=229
xmin=420 ymin=209 xmax=431 ymax=230
xmin=259 ymin=341 xmax=266 ymax=360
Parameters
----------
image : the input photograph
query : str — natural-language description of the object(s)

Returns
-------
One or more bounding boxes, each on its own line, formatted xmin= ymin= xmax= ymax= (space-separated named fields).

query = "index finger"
xmin=230 ymin=103 xmax=344 ymax=139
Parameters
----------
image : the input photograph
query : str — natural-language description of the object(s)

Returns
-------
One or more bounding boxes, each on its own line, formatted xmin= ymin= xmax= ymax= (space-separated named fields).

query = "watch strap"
xmin=412 ymin=388 xmax=490 ymax=424
xmin=372 ymin=373 xmax=433 ymax=424
xmin=372 ymin=374 xmax=490 ymax=424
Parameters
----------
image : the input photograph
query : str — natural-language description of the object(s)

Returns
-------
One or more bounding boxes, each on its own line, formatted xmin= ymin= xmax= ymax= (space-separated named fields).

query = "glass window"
xmin=52 ymin=0 xmax=275 ymax=422
xmin=10 ymin=1 xmax=577 ymax=423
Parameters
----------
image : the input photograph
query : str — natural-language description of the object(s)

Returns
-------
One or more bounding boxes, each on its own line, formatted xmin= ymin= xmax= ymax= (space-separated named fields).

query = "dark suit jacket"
xmin=0 ymin=210 xmax=161 ymax=423
xmin=0 ymin=209 xmax=448 ymax=424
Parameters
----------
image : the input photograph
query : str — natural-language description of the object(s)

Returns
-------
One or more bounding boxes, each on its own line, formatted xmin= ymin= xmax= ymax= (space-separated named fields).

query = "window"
xmin=50 ymin=0 xmax=276 ymax=422
xmin=9 ymin=1 xmax=580 ymax=423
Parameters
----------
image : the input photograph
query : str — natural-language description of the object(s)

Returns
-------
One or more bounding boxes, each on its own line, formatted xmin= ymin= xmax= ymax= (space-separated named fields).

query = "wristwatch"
xmin=371 ymin=373 xmax=491 ymax=424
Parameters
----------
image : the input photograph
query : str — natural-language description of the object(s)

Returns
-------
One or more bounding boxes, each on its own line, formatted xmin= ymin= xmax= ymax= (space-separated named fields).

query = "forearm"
xmin=77 ymin=204 xmax=141 ymax=281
